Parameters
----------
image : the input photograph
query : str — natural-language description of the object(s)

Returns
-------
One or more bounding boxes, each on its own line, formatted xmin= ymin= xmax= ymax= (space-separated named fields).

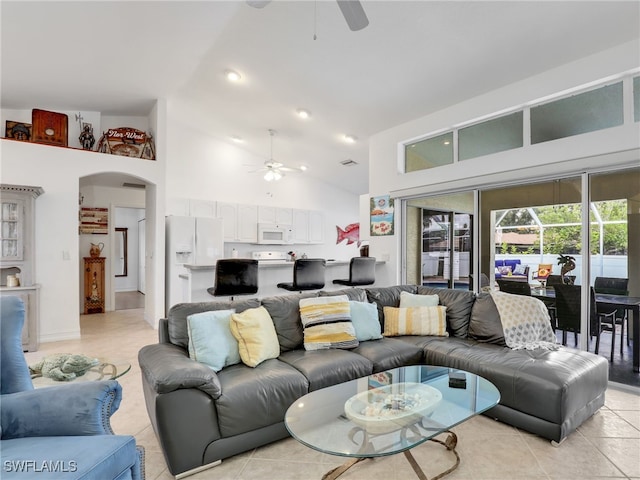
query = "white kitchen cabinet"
xmin=291 ymin=209 xmax=325 ymax=244
xmin=308 ymin=210 xmax=325 ymax=244
xmin=217 ymin=202 xmax=258 ymax=243
xmin=189 ymin=199 xmax=217 ymax=218
xmin=237 ymin=204 xmax=258 ymax=243
xmin=292 ymin=209 xmax=309 ymax=243
xmin=216 ymin=202 xmax=238 ymax=242
xmin=166 ymin=197 xmax=190 ymax=216
xmin=258 ymin=206 xmax=293 ymax=225
xmin=258 ymin=206 xmax=275 ymax=224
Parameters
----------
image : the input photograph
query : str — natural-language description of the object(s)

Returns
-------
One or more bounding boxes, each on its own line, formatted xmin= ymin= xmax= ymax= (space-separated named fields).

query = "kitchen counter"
xmin=255 ymin=259 xmax=353 ymax=268
xmin=175 ymin=260 xmax=386 ymax=305
xmin=183 ymin=259 xmax=354 ymax=269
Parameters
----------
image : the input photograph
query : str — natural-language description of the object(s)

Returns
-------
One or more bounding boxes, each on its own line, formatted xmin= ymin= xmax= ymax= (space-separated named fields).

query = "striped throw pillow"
xmin=299 ymin=295 xmax=359 ymax=350
xmin=383 ymin=306 xmax=448 ymax=337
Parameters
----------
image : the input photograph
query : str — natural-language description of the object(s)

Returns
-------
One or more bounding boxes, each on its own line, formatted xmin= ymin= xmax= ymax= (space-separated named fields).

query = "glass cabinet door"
xmin=1 ymin=199 xmax=23 ymax=261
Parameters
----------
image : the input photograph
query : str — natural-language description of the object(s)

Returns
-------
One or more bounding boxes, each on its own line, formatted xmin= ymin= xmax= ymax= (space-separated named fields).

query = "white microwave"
xmin=257 ymin=223 xmax=293 ymax=245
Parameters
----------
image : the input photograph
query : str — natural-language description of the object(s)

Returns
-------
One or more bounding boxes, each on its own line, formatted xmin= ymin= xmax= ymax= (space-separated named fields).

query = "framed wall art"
xmin=96 ymin=127 xmax=156 ymax=160
xmin=370 ymin=195 xmax=394 ymax=236
xmin=79 ymin=207 xmax=109 ymax=234
xmin=5 ymin=121 xmax=32 ymax=142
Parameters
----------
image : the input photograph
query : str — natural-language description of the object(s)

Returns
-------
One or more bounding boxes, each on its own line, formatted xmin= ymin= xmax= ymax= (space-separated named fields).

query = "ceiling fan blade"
xmin=336 ymin=0 xmax=369 ymax=31
xmin=246 ymin=0 xmax=271 ymax=8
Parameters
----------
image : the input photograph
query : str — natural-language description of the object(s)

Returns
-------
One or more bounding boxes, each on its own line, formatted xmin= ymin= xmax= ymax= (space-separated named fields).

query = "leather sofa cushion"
xmin=215 ymin=359 xmax=309 ymax=438
xmin=365 ymin=285 xmax=418 ymax=326
xmin=319 ymin=287 xmax=367 ymax=302
xmin=261 ymin=292 xmax=318 ymax=352
xmin=351 ymin=337 xmax=423 ymax=373
xmin=167 ymin=299 xmax=260 ymax=350
xmin=423 ymin=338 xmax=609 ymax=425
xmin=279 ymin=349 xmax=373 ymax=391
xmin=467 ymin=292 xmax=506 ymax=346
xmin=417 ymin=286 xmax=476 ymax=338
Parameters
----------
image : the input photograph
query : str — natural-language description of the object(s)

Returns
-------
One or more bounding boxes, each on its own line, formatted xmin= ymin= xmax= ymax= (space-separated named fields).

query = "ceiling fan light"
xmin=264 ymin=170 xmax=275 ymax=181
xmin=225 ymin=69 xmax=241 ymax=82
xmin=299 ymin=165 xmax=308 ymax=171
xmin=273 ymin=170 xmax=283 ymax=181
xmin=296 ymin=108 xmax=311 ymax=119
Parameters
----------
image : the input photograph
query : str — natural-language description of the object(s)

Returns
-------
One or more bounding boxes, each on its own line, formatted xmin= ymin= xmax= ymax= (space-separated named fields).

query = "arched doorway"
xmin=79 ymin=172 xmax=151 ymax=317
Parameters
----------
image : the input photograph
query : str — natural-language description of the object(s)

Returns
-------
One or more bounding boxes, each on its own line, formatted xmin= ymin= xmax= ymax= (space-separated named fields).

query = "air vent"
xmin=122 ymin=182 xmax=146 ymax=189
xmin=340 ymin=159 xmax=358 ymax=166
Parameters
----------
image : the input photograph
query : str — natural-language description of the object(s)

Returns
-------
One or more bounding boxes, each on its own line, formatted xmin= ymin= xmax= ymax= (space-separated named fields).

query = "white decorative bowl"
xmin=344 ymin=382 xmax=442 ymax=435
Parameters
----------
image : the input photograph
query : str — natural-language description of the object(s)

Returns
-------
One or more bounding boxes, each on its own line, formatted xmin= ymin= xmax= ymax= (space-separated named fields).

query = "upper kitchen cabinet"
xmin=308 ymin=210 xmax=325 ymax=244
xmin=189 ymin=199 xmax=217 ymax=218
xmin=258 ymin=206 xmax=293 ymax=225
xmin=291 ymin=209 xmax=325 ymax=244
xmin=217 ymin=202 xmax=258 ymax=243
xmin=292 ymin=209 xmax=309 ymax=244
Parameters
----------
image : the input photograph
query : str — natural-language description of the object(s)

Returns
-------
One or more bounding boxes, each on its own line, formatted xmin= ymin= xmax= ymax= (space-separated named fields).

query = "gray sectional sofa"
xmin=138 ymin=285 xmax=608 ymax=477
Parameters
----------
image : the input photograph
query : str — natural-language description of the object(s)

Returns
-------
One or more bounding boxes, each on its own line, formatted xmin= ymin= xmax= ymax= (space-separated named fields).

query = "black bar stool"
xmin=277 ymin=258 xmax=326 ymax=292
xmin=332 ymin=257 xmax=376 ymax=286
xmin=207 ymin=259 xmax=258 ymax=300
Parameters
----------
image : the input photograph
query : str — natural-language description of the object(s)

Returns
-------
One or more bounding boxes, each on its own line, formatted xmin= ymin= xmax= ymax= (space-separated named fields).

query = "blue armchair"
xmin=0 ymin=296 xmax=145 ymax=479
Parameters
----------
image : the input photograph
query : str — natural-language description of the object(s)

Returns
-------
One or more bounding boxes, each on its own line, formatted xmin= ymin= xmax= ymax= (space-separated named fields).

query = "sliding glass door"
xmin=405 ymin=193 xmax=474 ymax=290
xmin=479 ymin=177 xmax=583 ymax=289
xmin=402 ymin=167 xmax=639 ymax=387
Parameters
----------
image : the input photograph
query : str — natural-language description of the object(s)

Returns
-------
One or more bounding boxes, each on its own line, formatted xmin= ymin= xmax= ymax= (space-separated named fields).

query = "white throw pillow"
xmin=399 ymin=291 xmax=439 ymax=308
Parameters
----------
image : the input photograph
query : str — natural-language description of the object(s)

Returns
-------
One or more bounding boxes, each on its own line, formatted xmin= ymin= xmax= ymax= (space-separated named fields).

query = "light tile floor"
xmin=24 ymin=309 xmax=640 ymax=480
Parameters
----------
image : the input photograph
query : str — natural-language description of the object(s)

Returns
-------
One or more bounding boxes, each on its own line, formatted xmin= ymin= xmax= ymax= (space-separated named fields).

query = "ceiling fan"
xmin=248 ymin=129 xmax=306 ymax=182
xmin=247 ymin=0 xmax=369 ymax=32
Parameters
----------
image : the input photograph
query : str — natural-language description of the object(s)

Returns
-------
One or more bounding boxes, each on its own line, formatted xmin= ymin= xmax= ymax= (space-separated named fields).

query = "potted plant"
xmin=557 ymin=254 xmax=576 ymax=283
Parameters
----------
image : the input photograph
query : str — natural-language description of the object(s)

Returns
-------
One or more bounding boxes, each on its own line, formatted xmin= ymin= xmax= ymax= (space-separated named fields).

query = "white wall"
xmin=368 ymin=41 xmax=640 ymax=286
xmin=165 ymin=98 xmax=362 ymax=261
xmin=0 ymin=129 xmax=164 ymax=342
xmin=0 ymin=95 xmax=363 ymax=344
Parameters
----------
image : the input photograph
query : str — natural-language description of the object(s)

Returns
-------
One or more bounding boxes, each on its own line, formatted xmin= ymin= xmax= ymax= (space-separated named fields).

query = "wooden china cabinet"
xmin=0 ymin=184 xmax=43 ymax=351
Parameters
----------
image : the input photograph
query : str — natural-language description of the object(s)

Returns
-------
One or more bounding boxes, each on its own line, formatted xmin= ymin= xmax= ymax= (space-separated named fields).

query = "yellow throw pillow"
xmin=383 ymin=306 xmax=448 ymax=337
xmin=230 ymin=306 xmax=280 ymax=367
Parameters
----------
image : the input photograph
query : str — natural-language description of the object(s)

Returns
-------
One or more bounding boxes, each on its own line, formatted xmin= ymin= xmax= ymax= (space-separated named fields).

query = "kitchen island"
xmin=178 ymin=259 xmax=386 ymax=306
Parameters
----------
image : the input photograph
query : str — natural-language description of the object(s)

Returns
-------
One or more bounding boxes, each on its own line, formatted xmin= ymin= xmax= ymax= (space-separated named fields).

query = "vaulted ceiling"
xmin=2 ymin=1 xmax=639 ymax=194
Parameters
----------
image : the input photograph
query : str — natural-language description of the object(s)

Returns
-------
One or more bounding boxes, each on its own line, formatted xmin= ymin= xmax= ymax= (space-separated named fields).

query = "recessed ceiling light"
xmin=230 ymin=135 xmax=243 ymax=143
xmin=296 ymin=109 xmax=311 ymax=119
xmin=225 ymin=69 xmax=241 ymax=82
xmin=344 ymin=134 xmax=357 ymax=143
xmin=443 ymin=140 xmax=451 ymax=145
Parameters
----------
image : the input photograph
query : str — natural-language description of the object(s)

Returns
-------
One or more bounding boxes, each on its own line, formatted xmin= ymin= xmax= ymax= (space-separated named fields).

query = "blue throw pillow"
xmin=349 ymin=301 xmax=382 ymax=341
xmin=187 ymin=309 xmax=239 ymax=371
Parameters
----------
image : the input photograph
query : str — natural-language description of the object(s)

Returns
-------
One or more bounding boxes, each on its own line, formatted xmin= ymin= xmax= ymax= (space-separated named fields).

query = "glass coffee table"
xmin=285 ymin=365 xmax=500 ymax=480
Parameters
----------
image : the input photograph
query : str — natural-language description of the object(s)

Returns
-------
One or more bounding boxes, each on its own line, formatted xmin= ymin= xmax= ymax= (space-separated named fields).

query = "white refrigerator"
xmin=165 ymin=216 xmax=224 ymax=312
